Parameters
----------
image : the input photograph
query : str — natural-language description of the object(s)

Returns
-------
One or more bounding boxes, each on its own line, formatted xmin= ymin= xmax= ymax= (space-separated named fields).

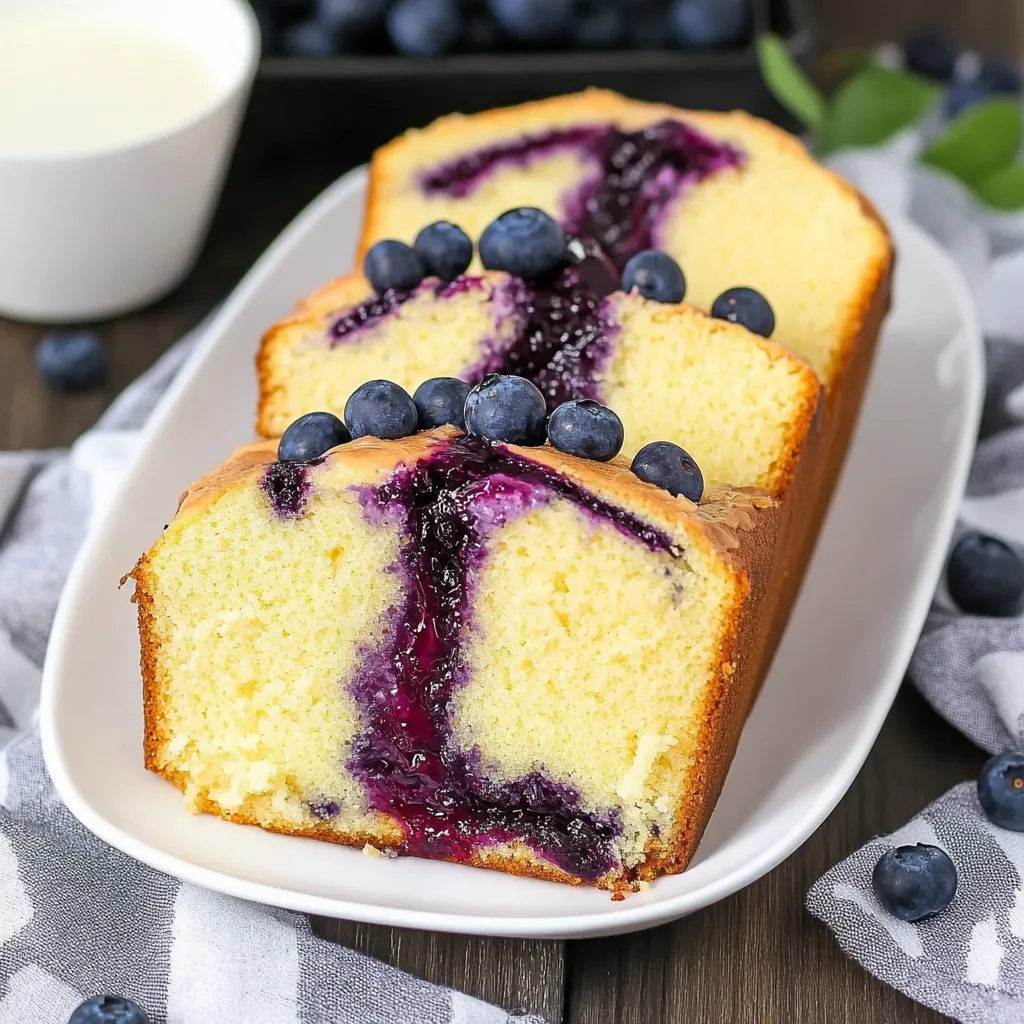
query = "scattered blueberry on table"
xmin=871 ymin=844 xmax=957 ymax=923
xmin=278 ymin=411 xmax=351 ymax=461
xmin=621 ymin=250 xmax=686 ymax=304
xmin=35 ymin=330 xmax=107 ymax=392
xmin=547 ymin=399 xmax=624 ymax=462
xmin=69 ymin=995 xmax=151 ymax=1024
xmin=710 ymin=286 xmax=775 ymax=338
xmin=414 ymin=376 xmax=472 ymax=428
xmin=414 ymin=220 xmax=474 ymax=282
xmin=946 ymin=532 xmax=1024 ymax=617
xmin=479 ymin=208 xmax=566 ymax=280
xmin=345 ymin=379 xmax=420 ymax=439
xmin=464 ymin=374 xmax=547 ymax=445
xmin=631 ymin=441 xmax=704 ymax=502
xmin=978 ymin=750 xmax=1024 ymax=831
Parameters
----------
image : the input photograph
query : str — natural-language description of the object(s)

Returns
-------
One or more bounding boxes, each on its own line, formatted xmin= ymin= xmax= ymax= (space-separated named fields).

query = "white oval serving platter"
xmin=40 ymin=168 xmax=983 ymax=939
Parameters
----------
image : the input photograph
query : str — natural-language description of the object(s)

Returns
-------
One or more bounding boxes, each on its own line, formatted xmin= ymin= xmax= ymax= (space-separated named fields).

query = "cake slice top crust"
xmin=173 ymin=429 xmax=772 ymax=562
xmin=360 ymin=89 xmax=893 ymax=396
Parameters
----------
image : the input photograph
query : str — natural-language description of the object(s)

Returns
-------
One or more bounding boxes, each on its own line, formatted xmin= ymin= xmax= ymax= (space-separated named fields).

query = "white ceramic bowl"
xmin=0 ymin=0 xmax=259 ymax=323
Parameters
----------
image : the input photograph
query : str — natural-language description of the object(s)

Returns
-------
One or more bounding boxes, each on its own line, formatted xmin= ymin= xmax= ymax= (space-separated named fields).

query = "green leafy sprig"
xmin=757 ymin=33 xmax=1024 ymax=211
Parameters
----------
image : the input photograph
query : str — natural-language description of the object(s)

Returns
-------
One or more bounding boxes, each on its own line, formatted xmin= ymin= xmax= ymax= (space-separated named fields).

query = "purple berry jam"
xmin=419 ymin=120 xmax=743 ymax=269
xmin=347 ymin=434 xmax=681 ymax=881
xmin=466 ymin=246 xmax=620 ymax=409
xmin=420 ymin=125 xmax=608 ymax=199
xmin=260 ymin=461 xmax=312 ymax=519
xmin=329 ymin=276 xmax=487 ymax=346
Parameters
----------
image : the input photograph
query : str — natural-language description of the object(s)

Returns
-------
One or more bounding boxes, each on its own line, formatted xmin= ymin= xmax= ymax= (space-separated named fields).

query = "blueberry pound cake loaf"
xmin=257 ymin=241 xmax=821 ymax=499
xmin=359 ymin=89 xmax=893 ymax=403
xmin=131 ymin=408 xmax=778 ymax=891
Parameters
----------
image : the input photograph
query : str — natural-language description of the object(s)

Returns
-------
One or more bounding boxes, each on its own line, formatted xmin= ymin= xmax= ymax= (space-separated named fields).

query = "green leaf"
xmin=921 ymin=99 xmax=1024 ymax=185
xmin=816 ymin=65 xmax=939 ymax=156
xmin=972 ymin=163 xmax=1024 ymax=210
xmin=757 ymin=33 xmax=826 ymax=130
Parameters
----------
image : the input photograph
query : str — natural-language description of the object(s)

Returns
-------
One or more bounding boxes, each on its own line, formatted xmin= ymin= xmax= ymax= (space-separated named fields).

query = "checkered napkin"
xmin=805 ymin=145 xmax=1024 ymax=1023
xmin=0 ymin=339 xmax=541 ymax=1024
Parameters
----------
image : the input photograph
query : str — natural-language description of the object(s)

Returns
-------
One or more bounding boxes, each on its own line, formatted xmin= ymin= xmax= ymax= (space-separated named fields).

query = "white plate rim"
xmin=39 ymin=171 xmax=984 ymax=939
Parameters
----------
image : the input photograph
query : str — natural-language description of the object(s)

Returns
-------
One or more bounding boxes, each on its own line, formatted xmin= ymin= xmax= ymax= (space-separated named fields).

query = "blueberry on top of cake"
xmin=258 ymin=216 xmax=819 ymax=500
xmin=131 ymin=388 xmax=777 ymax=892
xmin=358 ymin=89 xmax=893 ymax=401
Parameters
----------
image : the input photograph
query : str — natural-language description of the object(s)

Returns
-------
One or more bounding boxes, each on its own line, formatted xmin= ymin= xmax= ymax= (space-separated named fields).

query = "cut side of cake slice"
xmin=130 ymin=429 xmax=777 ymax=892
xmin=257 ymin=260 xmax=820 ymax=500
xmin=359 ymin=88 xmax=893 ymax=406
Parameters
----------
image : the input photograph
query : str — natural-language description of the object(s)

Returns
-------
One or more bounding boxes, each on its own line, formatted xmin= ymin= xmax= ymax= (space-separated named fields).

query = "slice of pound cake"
xmin=359 ymin=89 xmax=893 ymax=405
xmin=258 ymin=234 xmax=821 ymax=500
xmin=130 ymin=390 xmax=778 ymax=892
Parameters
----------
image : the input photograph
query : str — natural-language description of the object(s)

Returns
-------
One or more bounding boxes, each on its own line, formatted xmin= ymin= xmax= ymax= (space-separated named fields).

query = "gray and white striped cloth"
xmin=0 ymin=339 xmax=540 ymax=1024
xmin=806 ymin=146 xmax=1024 ymax=1023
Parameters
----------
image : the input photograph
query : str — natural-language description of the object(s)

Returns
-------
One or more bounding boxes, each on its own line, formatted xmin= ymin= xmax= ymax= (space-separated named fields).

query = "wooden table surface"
xmin=1 ymin=3 xmax=1013 ymax=1020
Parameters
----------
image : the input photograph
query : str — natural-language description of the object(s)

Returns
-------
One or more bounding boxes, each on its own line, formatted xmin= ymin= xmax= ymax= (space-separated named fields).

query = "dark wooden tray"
xmin=241 ymin=0 xmax=810 ymax=168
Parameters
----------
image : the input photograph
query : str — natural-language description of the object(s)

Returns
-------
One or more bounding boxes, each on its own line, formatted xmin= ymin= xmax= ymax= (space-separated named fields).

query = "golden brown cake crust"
xmin=130 ymin=429 xmax=779 ymax=892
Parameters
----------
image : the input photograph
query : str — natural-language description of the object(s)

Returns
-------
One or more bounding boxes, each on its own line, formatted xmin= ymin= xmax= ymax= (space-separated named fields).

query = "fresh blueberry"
xmin=249 ymin=1 xmax=285 ymax=54
xmin=946 ymin=532 xmax=1024 ymax=616
xmin=486 ymin=0 xmax=572 ymax=43
xmin=979 ymin=54 xmax=1024 ymax=95
xmin=479 ymin=208 xmax=566 ymax=279
xmin=464 ymin=374 xmax=547 ymax=445
xmin=387 ymin=0 xmax=462 ymax=55
xmin=871 ymin=844 xmax=957 ymax=922
xmin=344 ymin=380 xmax=419 ymax=440
xmin=414 ymin=221 xmax=474 ymax=282
xmin=978 ymin=750 xmax=1024 ymax=831
xmin=903 ymin=30 xmax=958 ymax=81
xmin=461 ymin=13 xmax=501 ymax=51
xmin=413 ymin=376 xmax=472 ymax=428
xmin=281 ymin=16 xmax=336 ymax=55
xmin=671 ymin=0 xmax=750 ymax=50
xmin=629 ymin=8 xmax=671 ymax=49
xmin=631 ymin=442 xmax=703 ymax=501
xmin=547 ymin=400 xmax=624 ymax=462
xmin=69 ymin=996 xmax=151 ymax=1024
xmin=621 ymin=250 xmax=686 ymax=304
xmin=318 ymin=0 xmax=388 ymax=34
xmin=363 ymin=240 xmax=427 ymax=294
xmin=35 ymin=331 xmax=107 ymax=392
xmin=572 ymin=5 xmax=626 ymax=49
xmin=710 ymin=286 xmax=775 ymax=338
xmin=945 ymin=76 xmax=1001 ymax=118
xmin=278 ymin=411 xmax=351 ymax=462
